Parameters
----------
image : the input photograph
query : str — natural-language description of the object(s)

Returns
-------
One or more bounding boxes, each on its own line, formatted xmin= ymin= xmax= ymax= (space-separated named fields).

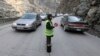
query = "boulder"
xmin=87 ymin=6 xmax=98 ymax=18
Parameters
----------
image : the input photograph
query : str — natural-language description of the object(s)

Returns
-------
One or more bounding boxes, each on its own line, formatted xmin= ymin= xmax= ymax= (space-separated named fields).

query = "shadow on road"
xmin=66 ymin=31 xmax=85 ymax=34
xmin=14 ymin=30 xmax=35 ymax=33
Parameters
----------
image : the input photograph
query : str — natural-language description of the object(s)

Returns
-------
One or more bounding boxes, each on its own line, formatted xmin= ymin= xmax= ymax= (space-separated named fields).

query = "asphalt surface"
xmin=0 ymin=17 xmax=100 ymax=56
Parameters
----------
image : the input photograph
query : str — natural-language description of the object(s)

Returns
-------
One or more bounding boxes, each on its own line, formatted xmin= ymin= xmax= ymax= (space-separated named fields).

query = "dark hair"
xmin=47 ymin=14 xmax=52 ymax=20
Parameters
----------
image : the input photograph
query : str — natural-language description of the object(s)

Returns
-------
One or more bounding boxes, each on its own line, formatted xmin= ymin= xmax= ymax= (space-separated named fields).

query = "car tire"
xmin=32 ymin=25 xmax=37 ymax=31
xmin=39 ymin=23 xmax=42 ymax=26
xmin=80 ymin=31 xmax=84 ymax=33
xmin=15 ymin=29 xmax=19 ymax=31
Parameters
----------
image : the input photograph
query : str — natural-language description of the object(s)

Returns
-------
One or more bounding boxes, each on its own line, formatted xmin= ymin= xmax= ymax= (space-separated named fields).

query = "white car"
xmin=57 ymin=13 xmax=63 ymax=16
xmin=64 ymin=13 xmax=68 ymax=16
xmin=40 ymin=14 xmax=47 ymax=21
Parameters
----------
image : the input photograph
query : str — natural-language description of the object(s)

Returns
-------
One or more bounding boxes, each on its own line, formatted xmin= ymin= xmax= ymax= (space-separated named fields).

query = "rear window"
xmin=68 ymin=16 xmax=83 ymax=22
xmin=40 ymin=14 xmax=46 ymax=16
xmin=21 ymin=14 xmax=36 ymax=19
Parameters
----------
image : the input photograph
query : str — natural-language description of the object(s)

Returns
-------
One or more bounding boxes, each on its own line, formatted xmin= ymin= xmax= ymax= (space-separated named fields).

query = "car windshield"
xmin=68 ymin=16 xmax=83 ymax=22
xmin=40 ymin=14 xmax=46 ymax=16
xmin=21 ymin=14 xmax=36 ymax=19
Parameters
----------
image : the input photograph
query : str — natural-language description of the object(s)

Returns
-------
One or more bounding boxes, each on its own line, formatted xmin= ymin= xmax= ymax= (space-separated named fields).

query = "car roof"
xmin=64 ymin=15 xmax=83 ymax=20
xmin=24 ymin=13 xmax=37 ymax=15
xmin=64 ymin=15 xmax=80 ymax=18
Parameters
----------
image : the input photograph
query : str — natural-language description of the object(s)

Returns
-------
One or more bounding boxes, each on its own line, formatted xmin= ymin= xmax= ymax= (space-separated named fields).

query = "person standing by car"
xmin=45 ymin=14 xmax=58 ymax=53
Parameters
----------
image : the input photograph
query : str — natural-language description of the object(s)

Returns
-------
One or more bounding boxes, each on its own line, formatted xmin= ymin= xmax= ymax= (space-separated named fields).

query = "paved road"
xmin=0 ymin=17 xmax=100 ymax=56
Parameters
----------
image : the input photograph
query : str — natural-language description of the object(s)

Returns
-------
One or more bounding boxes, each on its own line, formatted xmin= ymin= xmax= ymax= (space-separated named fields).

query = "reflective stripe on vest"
xmin=45 ymin=20 xmax=53 ymax=36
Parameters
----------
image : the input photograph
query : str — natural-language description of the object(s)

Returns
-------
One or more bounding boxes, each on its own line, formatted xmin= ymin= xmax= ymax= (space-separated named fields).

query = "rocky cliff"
xmin=58 ymin=0 xmax=100 ymax=24
xmin=57 ymin=0 xmax=80 ymax=13
xmin=0 ymin=0 xmax=61 ymax=19
xmin=0 ymin=0 xmax=18 ymax=19
xmin=29 ymin=0 xmax=61 ymax=13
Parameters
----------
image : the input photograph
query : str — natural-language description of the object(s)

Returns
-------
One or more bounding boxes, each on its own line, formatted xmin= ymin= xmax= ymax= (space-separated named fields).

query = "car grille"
xmin=17 ymin=24 xmax=26 ymax=26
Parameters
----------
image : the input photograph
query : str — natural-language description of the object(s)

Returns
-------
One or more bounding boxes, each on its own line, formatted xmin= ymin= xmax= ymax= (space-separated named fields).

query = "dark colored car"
xmin=12 ymin=13 xmax=42 ymax=31
xmin=60 ymin=15 xmax=89 ymax=32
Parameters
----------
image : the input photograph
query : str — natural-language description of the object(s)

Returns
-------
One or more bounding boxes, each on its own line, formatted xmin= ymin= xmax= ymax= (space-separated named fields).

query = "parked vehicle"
xmin=12 ymin=13 xmax=42 ymax=31
xmin=40 ymin=13 xmax=47 ymax=21
xmin=52 ymin=13 xmax=56 ymax=18
xmin=57 ymin=13 xmax=63 ymax=16
xmin=60 ymin=15 xmax=89 ymax=32
xmin=63 ymin=13 xmax=68 ymax=16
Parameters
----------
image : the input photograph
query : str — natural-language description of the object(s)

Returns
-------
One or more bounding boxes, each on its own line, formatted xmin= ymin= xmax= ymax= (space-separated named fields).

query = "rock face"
xmin=74 ymin=0 xmax=91 ymax=17
xmin=0 ymin=0 xmax=43 ymax=18
xmin=57 ymin=0 xmax=80 ymax=13
xmin=0 ymin=0 xmax=18 ymax=19
xmin=0 ymin=0 xmax=61 ymax=19
xmin=5 ymin=0 xmax=35 ymax=15
xmin=58 ymin=0 xmax=100 ymax=23
xmin=29 ymin=0 xmax=61 ymax=13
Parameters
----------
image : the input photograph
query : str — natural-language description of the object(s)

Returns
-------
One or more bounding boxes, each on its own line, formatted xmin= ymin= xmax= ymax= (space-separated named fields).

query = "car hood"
xmin=14 ymin=19 xmax=36 ymax=24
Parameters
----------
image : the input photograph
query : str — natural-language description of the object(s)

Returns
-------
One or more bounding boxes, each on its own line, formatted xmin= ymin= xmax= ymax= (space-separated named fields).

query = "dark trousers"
xmin=46 ymin=36 xmax=52 ymax=45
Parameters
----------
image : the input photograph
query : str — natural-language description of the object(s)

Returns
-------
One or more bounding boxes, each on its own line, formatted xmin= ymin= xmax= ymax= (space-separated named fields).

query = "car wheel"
xmin=39 ymin=23 xmax=42 ymax=26
xmin=80 ymin=31 xmax=84 ymax=33
xmin=15 ymin=29 xmax=19 ymax=31
xmin=32 ymin=25 xmax=37 ymax=31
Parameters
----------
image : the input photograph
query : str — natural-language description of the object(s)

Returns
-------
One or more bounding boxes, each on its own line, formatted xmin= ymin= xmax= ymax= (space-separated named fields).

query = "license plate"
xmin=76 ymin=29 xmax=81 ymax=31
xmin=17 ymin=26 xmax=24 ymax=29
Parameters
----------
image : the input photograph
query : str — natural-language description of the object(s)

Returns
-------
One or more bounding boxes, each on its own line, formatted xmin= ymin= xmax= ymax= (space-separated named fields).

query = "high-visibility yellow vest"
xmin=45 ymin=20 xmax=53 ymax=36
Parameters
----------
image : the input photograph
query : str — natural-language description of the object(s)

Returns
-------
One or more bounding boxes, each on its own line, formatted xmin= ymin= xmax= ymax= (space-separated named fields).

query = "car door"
xmin=36 ymin=14 xmax=41 ymax=25
xmin=38 ymin=14 xmax=42 ymax=23
xmin=62 ymin=17 xmax=65 ymax=26
xmin=63 ymin=16 xmax=68 ymax=26
xmin=61 ymin=17 xmax=64 ymax=25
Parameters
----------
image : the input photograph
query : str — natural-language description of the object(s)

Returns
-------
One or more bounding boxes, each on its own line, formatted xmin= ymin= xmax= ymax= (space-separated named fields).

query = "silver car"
xmin=12 ymin=13 xmax=42 ymax=31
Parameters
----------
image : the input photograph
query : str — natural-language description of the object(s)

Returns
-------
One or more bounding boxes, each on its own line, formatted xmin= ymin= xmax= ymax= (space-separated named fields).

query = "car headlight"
xmin=12 ymin=23 xmax=17 ymax=26
xmin=26 ymin=24 xmax=32 ymax=27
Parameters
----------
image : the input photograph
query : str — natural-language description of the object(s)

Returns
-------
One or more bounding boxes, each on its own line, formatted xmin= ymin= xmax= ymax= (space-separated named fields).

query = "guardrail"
xmin=0 ymin=17 xmax=20 ymax=24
